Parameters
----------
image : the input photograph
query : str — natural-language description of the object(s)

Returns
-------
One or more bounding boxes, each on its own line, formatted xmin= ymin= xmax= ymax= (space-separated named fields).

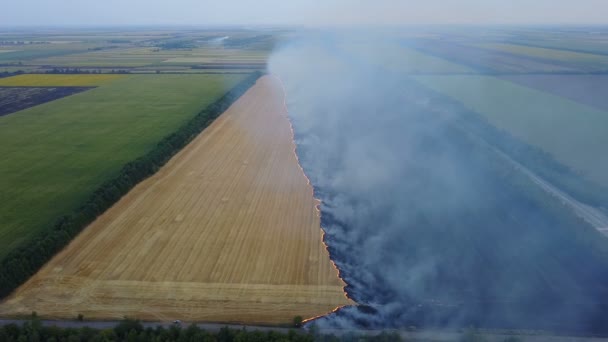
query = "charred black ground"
xmin=0 ymin=86 xmax=94 ymax=117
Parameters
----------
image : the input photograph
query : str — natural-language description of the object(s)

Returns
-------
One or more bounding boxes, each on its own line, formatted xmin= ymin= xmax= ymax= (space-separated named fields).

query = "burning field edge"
xmin=271 ymin=74 xmax=357 ymax=323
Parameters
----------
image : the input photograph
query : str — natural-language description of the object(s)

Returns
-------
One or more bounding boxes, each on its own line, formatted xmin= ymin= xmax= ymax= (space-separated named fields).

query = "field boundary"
xmin=0 ymin=71 xmax=263 ymax=299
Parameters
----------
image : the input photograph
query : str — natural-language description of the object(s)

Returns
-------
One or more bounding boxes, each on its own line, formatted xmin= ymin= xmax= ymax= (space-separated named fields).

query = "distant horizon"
xmin=2 ymin=1 xmax=608 ymax=27
xmin=1 ymin=23 xmax=608 ymax=30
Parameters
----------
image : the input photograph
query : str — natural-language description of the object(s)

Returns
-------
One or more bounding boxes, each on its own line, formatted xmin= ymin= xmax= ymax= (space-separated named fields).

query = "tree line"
xmin=45 ymin=68 xmax=131 ymax=74
xmin=0 ymin=315 xmax=407 ymax=342
xmin=0 ymin=70 xmax=24 ymax=79
xmin=0 ymin=71 xmax=263 ymax=299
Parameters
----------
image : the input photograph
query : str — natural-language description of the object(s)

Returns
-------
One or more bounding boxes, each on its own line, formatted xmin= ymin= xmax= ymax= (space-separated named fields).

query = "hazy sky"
xmin=2 ymin=0 xmax=607 ymax=27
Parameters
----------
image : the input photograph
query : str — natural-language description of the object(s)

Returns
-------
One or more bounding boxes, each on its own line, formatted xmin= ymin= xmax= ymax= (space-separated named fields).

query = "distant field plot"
xmin=0 ymin=44 xmax=99 ymax=63
xmin=32 ymin=47 xmax=170 ymax=67
xmin=339 ymin=42 xmax=473 ymax=73
xmin=28 ymin=46 xmax=270 ymax=69
xmin=0 ymin=74 xmax=123 ymax=86
xmin=475 ymin=43 xmax=608 ymax=72
xmin=0 ymin=86 xmax=93 ymax=116
xmin=0 ymin=74 xmax=245 ymax=258
xmin=509 ymin=38 xmax=608 ymax=56
xmin=415 ymin=75 xmax=608 ymax=187
xmin=0 ymin=76 xmax=351 ymax=324
xmin=502 ymin=75 xmax=608 ymax=111
xmin=409 ymin=40 xmax=577 ymax=73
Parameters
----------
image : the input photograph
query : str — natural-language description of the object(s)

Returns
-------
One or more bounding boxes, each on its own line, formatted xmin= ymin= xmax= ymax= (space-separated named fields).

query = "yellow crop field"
xmin=0 ymin=74 xmax=124 ymax=86
xmin=0 ymin=75 xmax=352 ymax=324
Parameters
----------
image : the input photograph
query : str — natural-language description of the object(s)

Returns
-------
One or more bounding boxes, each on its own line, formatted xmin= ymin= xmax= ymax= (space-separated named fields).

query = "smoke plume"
xmin=268 ymin=30 xmax=608 ymax=333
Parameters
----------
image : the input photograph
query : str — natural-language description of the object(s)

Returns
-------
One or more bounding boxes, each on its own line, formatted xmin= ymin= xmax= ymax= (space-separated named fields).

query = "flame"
xmin=270 ymin=74 xmax=355 ymax=323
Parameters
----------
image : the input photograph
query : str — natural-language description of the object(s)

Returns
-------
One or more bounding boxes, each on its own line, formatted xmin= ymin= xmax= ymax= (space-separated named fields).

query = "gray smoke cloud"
xmin=268 ymin=30 xmax=608 ymax=333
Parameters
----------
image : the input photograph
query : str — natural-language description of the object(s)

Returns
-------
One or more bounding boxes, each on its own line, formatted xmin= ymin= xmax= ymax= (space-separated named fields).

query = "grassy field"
xmin=501 ymin=75 xmax=608 ymax=112
xmin=508 ymin=37 xmax=608 ymax=56
xmin=0 ymin=44 xmax=100 ymax=63
xmin=339 ymin=42 xmax=472 ymax=73
xmin=475 ymin=43 xmax=608 ymax=71
xmin=0 ymin=87 xmax=93 ymax=117
xmin=414 ymin=75 xmax=608 ymax=187
xmin=28 ymin=47 xmax=269 ymax=69
xmin=0 ymin=76 xmax=351 ymax=323
xmin=0 ymin=74 xmax=123 ymax=86
xmin=409 ymin=39 xmax=582 ymax=73
xmin=0 ymin=73 xmax=246 ymax=258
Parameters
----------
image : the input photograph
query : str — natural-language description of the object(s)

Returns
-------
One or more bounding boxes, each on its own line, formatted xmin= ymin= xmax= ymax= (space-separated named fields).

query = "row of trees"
xmin=0 ymin=315 xmax=406 ymax=342
xmin=45 ymin=68 xmax=131 ymax=74
xmin=0 ymin=70 xmax=24 ymax=78
xmin=0 ymin=71 xmax=263 ymax=299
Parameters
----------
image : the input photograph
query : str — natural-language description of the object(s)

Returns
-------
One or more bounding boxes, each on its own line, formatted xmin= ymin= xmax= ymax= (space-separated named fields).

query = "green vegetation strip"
xmin=339 ymin=42 xmax=473 ymax=74
xmin=475 ymin=43 xmax=608 ymax=71
xmin=414 ymin=75 xmax=608 ymax=188
xmin=0 ymin=74 xmax=242 ymax=256
xmin=0 ymin=316 xmax=408 ymax=341
xmin=0 ymin=72 xmax=261 ymax=298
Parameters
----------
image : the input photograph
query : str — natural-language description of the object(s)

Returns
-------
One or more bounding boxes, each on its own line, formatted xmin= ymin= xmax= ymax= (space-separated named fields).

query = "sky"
xmin=1 ymin=0 xmax=607 ymax=27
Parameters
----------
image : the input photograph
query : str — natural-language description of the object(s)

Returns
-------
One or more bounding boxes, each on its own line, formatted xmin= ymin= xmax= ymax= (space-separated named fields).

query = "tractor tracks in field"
xmin=493 ymin=147 xmax=608 ymax=235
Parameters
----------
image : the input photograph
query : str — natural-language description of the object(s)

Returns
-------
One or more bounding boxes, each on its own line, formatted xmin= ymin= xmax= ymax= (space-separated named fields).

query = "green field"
xmin=0 ymin=74 xmax=123 ymax=86
xmin=414 ymin=75 xmax=608 ymax=187
xmin=475 ymin=43 xmax=608 ymax=70
xmin=0 ymin=43 xmax=99 ymax=63
xmin=509 ymin=38 xmax=608 ymax=56
xmin=0 ymin=73 xmax=246 ymax=257
xmin=339 ymin=42 xmax=473 ymax=73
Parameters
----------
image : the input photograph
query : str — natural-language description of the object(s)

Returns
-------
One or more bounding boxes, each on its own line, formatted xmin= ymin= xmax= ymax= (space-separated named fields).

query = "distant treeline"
xmin=0 ymin=316 xmax=407 ymax=342
xmin=191 ymin=64 xmax=266 ymax=70
xmin=44 ymin=68 xmax=131 ymax=74
xmin=222 ymin=35 xmax=274 ymax=49
xmin=156 ymin=40 xmax=196 ymax=50
xmin=0 ymin=70 xmax=24 ymax=79
xmin=0 ymin=41 xmax=49 ymax=46
xmin=0 ymin=71 xmax=263 ymax=299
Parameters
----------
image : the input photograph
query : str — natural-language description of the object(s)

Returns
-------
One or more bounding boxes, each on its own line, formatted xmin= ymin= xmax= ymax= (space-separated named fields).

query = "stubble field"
xmin=0 ymin=76 xmax=351 ymax=324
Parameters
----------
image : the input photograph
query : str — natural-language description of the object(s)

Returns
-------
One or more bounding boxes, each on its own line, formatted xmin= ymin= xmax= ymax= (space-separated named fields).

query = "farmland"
xmin=473 ymin=43 xmax=608 ymax=72
xmin=0 ymin=74 xmax=122 ymax=86
xmin=4 ymin=25 xmax=608 ymax=335
xmin=0 ymin=29 xmax=276 ymax=74
xmin=0 ymin=76 xmax=351 ymax=323
xmin=0 ymin=87 xmax=93 ymax=117
xmin=414 ymin=75 xmax=608 ymax=188
xmin=406 ymin=39 xmax=578 ymax=73
xmin=270 ymin=37 xmax=608 ymax=332
xmin=338 ymin=42 xmax=473 ymax=73
xmin=0 ymin=73 xmax=245 ymax=258
xmin=501 ymin=74 xmax=608 ymax=111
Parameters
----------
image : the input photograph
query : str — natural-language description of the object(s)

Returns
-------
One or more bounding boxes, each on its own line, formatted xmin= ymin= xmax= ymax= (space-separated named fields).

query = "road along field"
xmin=0 ymin=75 xmax=352 ymax=324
